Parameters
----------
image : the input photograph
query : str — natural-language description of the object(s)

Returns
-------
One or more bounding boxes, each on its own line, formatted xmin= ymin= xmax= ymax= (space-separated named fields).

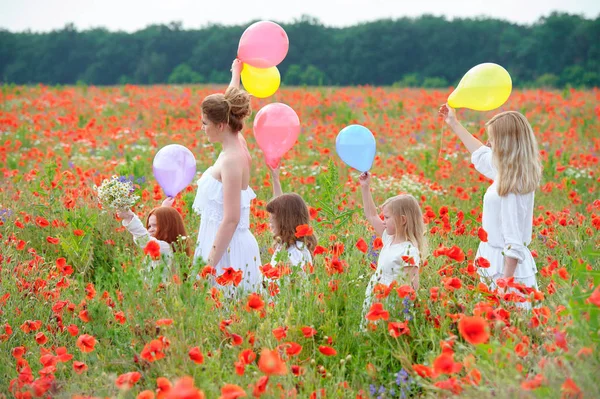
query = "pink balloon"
xmin=253 ymin=103 xmax=300 ymax=168
xmin=238 ymin=21 xmax=289 ymax=68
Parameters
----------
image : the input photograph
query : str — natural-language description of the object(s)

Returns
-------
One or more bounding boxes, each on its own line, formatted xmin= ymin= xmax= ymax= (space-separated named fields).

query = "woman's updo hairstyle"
xmin=201 ymin=87 xmax=252 ymax=132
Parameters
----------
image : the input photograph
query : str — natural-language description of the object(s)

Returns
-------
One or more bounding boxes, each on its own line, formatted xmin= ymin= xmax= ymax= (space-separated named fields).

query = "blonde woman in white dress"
xmin=439 ymin=104 xmax=543 ymax=309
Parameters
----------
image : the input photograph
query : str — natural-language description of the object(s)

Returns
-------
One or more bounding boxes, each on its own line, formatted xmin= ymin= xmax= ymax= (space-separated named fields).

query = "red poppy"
xmin=446 ymin=245 xmax=465 ymax=262
xmin=46 ymin=236 xmax=60 ymax=244
xmin=433 ymin=352 xmax=462 ymax=375
xmin=588 ymin=285 xmax=600 ymax=307
xmin=477 ymin=227 xmax=488 ymax=242
xmin=219 ymin=384 xmax=246 ymax=399
xmin=73 ymin=361 xmax=87 ymax=374
xmin=20 ymin=320 xmax=42 ymax=333
xmin=313 ymin=245 xmax=327 ymax=255
xmin=295 ymin=224 xmax=313 ymax=238
xmin=401 ymin=256 xmax=416 ymax=266
xmin=115 ymin=371 xmax=142 ymax=389
xmin=79 ymin=309 xmax=90 ymax=323
xmin=141 ymin=339 xmax=166 ymax=362
xmin=246 ymin=293 xmax=264 ymax=312
xmin=252 ymin=376 xmax=269 ymax=398
xmin=137 ymin=390 xmax=155 ymax=399
xmin=188 ymin=347 xmax=204 ymax=364
xmin=356 ymin=238 xmax=368 ymax=253
xmin=67 ymin=324 xmax=79 ymax=336
xmin=318 ymin=345 xmax=337 ymax=356
xmin=35 ymin=332 xmax=47 ymax=345
xmin=284 ymin=341 xmax=302 ymax=356
xmin=388 ymin=321 xmax=410 ymax=337
xmin=412 ymin=364 xmax=435 ymax=378
xmin=76 ymin=334 xmax=96 ymax=353
xmin=35 ymin=216 xmax=49 ymax=227
xmin=156 ymin=377 xmax=173 ymax=399
xmin=216 ymin=267 xmax=243 ymax=287
xmin=365 ymin=302 xmax=389 ymax=321
xmin=144 ymin=240 xmax=161 ymax=260
xmin=373 ymin=237 xmax=383 ymax=250
xmin=258 ymin=349 xmax=287 ymax=375
xmin=458 ymin=316 xmax=490 ymax=345
xmin=561 ymin=378 xmax=582 ymax=398
xmin=272 ymin=326 xmax=287 ymax=341
xmin=156 ymin=319 xmax=173 ymax=326
xmin=521 ymin=374 xmax=544 ymax=390
xmin=165 ymin=377 xmax=204 ymax=399
xmin=85 ymin=283 xmax=96 ymax=300
xmin=434 ymin=377 xmax=463 ymax=395
xmin=301 ymin=326 xmax=317 ymax=338
xmin=201 ymin=265 xmax=217 ymax=278
xmin=330 ymin=242 xmax=345 ymax=256
xmin=475 ymin=257 xmax=491 ymax=268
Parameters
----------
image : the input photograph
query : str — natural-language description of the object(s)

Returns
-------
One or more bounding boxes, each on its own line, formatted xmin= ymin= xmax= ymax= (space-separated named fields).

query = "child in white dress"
xmin=118 ymin=197 xmax=191 ymax=282
xmin=439 ymin=105 xmax=542 ymax=309
xmin=265 ymin=162 xmax=316 ymax=272
xmin=358 ymin=172 xmax=427 ymax=326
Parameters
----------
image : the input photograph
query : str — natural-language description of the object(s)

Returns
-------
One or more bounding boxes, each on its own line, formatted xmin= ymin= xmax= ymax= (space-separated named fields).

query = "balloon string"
xmin=438 ymin=119 xmax=445 ymax=160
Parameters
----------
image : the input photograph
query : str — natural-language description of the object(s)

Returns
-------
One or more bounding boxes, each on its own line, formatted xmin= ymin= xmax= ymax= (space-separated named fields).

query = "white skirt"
xmin=476 ymin=242 xmax=538 ymax=310
xmin=194 ymin=218 xmax=262 ymax=295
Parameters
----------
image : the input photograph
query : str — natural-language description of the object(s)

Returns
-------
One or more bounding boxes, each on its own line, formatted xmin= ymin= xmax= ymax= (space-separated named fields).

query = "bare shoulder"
xmin=220 ymin=153 xmax=245 ymax=178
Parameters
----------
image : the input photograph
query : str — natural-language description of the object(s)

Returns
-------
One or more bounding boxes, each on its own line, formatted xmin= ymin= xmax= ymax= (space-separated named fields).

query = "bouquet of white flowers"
xmin=94 ymin=176 xmax=140 ymax=211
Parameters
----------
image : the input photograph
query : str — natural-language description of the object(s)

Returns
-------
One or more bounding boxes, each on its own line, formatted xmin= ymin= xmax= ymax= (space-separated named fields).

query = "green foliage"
xmin=168 ymin=63 xmax=204 ymax=84
xmin=314 ymin=159 xmax=357 ymax=231
xmin=1 ymin=13 xmax=598 ymax=87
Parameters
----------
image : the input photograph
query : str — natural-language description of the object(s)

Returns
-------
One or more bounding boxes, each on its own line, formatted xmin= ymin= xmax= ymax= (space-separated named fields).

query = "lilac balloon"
xmin=153 ymin=144 xmax=197 ymax=197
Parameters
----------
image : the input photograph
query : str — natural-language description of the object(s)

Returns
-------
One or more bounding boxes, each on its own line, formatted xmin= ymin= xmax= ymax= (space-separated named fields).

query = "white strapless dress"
xmin=192 ymin=167 xmax=262 ymax=292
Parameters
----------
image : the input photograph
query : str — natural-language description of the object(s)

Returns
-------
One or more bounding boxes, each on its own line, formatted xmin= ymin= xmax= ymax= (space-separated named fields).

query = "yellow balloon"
xmin=447 ymin=63 xmax=512 ymax=111
xmin=241 ymin=63 xmax=280 ymax=98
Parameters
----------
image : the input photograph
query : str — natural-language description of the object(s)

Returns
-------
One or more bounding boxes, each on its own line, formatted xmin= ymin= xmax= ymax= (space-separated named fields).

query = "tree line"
xmin=0 ymin=13 xmax=598 ymax=88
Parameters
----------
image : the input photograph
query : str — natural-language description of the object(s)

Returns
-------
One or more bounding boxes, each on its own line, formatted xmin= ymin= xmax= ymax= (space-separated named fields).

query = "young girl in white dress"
xmin=118 ymin=197 xmax=191 ymax=282
xmin=265 ymin=162 xmax=316 ymax=272
xmin=358 ymin=172 xmax=427 ymax=325
xmin=192 ymin=60 xmax=262 ymax=294
xmin=439 ymin=105 xmax=542 ymax=309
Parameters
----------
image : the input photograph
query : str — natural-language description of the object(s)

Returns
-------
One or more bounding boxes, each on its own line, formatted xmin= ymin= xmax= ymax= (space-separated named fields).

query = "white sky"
xmin=1 ymin=0 xmax=598 ymax=32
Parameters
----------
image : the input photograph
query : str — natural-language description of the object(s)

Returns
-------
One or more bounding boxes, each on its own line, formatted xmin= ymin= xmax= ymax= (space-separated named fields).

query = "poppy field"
xmin=0 ymin=84 xmax=599 ymax=398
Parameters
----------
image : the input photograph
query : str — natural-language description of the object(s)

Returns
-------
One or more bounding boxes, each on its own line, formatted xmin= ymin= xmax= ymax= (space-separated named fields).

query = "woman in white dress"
xmin=192 ymin=59 xmax=261 ymax=293
xmin=439 ymin=104 xmax=543 ymax=309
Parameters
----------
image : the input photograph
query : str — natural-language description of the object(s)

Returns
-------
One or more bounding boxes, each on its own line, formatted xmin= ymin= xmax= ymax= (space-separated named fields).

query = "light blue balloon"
xmin=335 ymin=124 xmax=376 ymax=172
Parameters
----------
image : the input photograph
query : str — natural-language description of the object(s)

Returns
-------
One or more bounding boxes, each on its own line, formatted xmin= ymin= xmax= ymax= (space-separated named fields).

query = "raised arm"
xmin=439 ymin=104 xmax=484 ymax=154
xmin=117 ymin=210 xmax=171 ymax=255
xmin=358 ymin=172 xmax=385 ymax=237
xmin=229 ymin=59 xmax=243 ymax=90
xmin=267 ymin=161 xmax=283 ymax=198
xmin=206 ymin=157 xmax=242 ymax=266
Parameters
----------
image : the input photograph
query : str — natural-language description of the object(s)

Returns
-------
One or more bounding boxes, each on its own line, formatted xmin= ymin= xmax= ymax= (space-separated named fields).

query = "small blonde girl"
xmin=358 ymin=172 xmax=427 ymax=322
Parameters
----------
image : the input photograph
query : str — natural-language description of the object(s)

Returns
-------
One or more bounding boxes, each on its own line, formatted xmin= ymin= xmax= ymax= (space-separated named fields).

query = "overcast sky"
xmin=1 ymin=0 xmax=598 ymax=32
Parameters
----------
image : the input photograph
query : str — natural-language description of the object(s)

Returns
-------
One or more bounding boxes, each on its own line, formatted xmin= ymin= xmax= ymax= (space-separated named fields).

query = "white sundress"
xmin=192 ymin=166 xmax=262 ymax=293
xmin=361 ymin=232 xmax=420 ymax=327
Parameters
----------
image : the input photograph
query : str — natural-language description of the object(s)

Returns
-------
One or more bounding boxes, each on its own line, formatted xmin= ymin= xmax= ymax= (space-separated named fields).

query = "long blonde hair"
xmin=381 ymin=194 xmax=428 ymax=260
xmin=486 ymin=111 xmax=543 ymax=196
